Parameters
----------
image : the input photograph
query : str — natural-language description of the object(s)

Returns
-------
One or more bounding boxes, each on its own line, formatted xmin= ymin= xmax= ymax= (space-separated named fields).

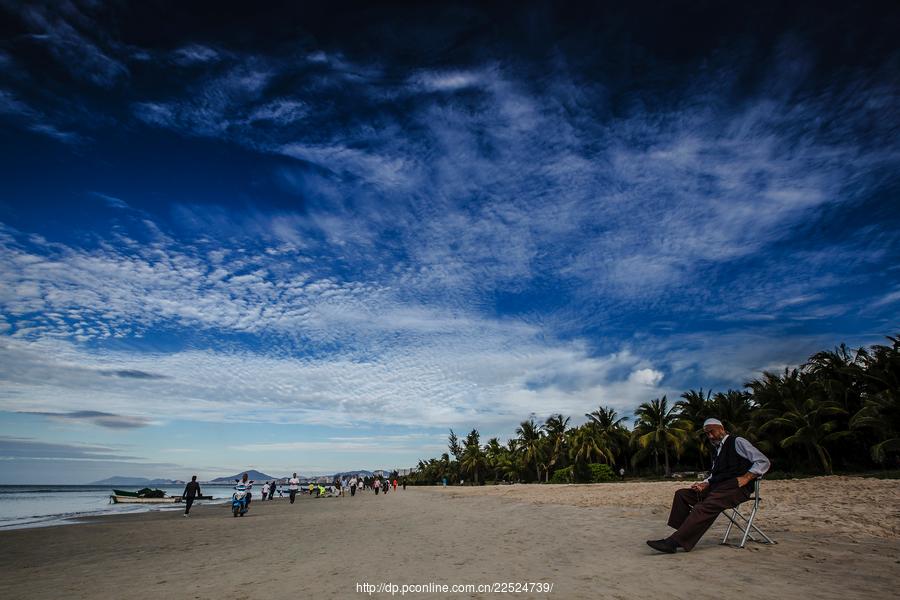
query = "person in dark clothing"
xmin=182 ymin=475 xmax=202 ymax=516
xmin=646 ymin=418 xmax=771 ymax=553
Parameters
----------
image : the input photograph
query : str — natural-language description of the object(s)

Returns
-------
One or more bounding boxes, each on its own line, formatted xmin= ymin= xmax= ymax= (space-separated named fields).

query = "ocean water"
xmin=0 ymin=485 xmax=236 ymax=530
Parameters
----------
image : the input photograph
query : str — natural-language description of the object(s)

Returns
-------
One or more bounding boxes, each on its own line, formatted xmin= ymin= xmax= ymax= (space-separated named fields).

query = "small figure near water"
xmin=181 ymin=475 xmax=202 ymax=517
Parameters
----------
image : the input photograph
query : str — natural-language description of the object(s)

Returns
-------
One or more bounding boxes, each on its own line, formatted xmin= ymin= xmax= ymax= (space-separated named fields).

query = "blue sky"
xmin=1 ymin=2 xmax=898 ymax=483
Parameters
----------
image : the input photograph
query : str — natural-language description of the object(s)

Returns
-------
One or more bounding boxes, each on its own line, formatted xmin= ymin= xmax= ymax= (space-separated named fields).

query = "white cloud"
xmin=0 ymin=324 xmax=665 ymax=431
xmin=872 ymin=288 xmax=900 ymax=308
xmin=248 ymin=99 xmax=307 ymax=124
xmin=628 ymin=368 xmax=663 ymax=387
xmin=279 ymin=142 xmax=417 ymax=189
xmin=172 ymin=44 xmax=221 ymax=65
xmin=411 ymin=70 xmax=485 ymax=91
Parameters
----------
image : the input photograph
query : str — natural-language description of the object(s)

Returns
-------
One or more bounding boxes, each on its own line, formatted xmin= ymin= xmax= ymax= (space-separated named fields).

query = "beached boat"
xmin=112 ymin=489 xmax=214 ymax=500
xmin=110 ymin=495 xmax=181 ymax=504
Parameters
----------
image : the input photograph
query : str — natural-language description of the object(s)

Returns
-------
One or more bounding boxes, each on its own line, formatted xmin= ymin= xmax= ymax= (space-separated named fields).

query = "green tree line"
xmin=408 ymin=335 xmax=900 ymax=485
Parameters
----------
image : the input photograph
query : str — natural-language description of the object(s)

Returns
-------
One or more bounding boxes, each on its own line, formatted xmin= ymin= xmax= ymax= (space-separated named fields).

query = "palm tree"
xmin=459 ymin=429 xmax=486 ymax=484
xmin=515 ymin=418 xmax=544 ymax=482
xmin=676 ymin=389 xmax=712 ymax=428
xmin=632 ymin=396 xmax=691 ymax=476
xmin=542 ymin=414 xmax=570 ymax=482
xmin=585 ymin=406 xmax=629 ymax=464
xmin=747 ymin=369 xmax=807 ymax=459
xmin=849 ymin=335 xmax=900 ymax=463
xmin=483 ymin=437 xmax=505 ymax=481
xmin=676 ymin=389 xmax=712 ymax=469
xmin=448 ymin=429 xmax=463 ymax=461
xmin=712 ymin=390 xmax=755 ymax=438
xmin=851 ymin=393 xmax=900 ymax=463
xmin=439 ymin=452 xmax=452 ymax=483
xmin=497 ymin=439 xmax=523 ymax=482
xmin=760 ymin=394 xmax=848 ymax=474
xmin=569 ymin=424 xmax=615 ymax=480
xmin=806 ymin=344 xmax=872 ymax=419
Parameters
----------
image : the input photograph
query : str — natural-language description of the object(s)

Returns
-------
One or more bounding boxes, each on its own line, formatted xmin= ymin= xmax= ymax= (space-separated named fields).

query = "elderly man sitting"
xmin=647 ymin=418 xmax=770 ymax=553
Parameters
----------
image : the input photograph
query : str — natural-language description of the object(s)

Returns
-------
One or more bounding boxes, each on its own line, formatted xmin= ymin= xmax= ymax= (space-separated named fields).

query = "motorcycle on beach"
xmin=232 ymin=479 xmax=253 ymax=517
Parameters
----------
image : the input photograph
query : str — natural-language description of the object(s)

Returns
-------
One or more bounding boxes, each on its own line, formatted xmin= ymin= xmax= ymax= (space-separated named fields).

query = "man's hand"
xmin=690 ymin=481 xmax=709 ymax=492
xmin=736 ymin=474 xmax=755 ymax=487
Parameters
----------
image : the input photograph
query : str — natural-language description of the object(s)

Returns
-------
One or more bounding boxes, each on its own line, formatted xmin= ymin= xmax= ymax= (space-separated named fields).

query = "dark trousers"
xmin=289 ymin=490 xmax=297 ymax=504
xmin=667 ymin=479 xmax=752 ymax=551
xmin=184 ymin=497 xmax=194 ymax=514
xmin=351 ymin=485 xmax=356 ymax=496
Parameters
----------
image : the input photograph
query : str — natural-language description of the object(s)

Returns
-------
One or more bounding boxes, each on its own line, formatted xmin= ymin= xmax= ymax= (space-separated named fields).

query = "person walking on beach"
xmin=392 ymin=478 xmax=398 ymax=491
xmin=646 ymin=418 xmax=770 ymax=554
xmin=289 ymin=473 xmax=300 ymax=504
xmin=261 ymin=481 xmax=270 ymax=501
xmin=182 ymin=475 xmax=202 ymax=517
xmin=373 ymin=478 xmax=381 ymax=495
xmin=349 ymin=475 xmax=358 ymax=497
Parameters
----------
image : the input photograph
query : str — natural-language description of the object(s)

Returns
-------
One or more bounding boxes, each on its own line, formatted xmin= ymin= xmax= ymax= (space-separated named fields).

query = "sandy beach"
xmin=1 ymin=477 xmax=898 ymax=599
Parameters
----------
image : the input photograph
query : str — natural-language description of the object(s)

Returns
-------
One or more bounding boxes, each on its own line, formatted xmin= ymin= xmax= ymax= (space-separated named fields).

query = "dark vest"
xmin=708 ymin=435 xmax=753 ymax=486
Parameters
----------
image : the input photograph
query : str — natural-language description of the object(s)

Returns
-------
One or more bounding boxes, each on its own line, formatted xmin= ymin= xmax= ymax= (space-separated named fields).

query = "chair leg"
xmin=721 ymin=508 xmax=759 ymax=545
xmin=722 ymin=479 xmax=777 ymax=548
xmin=721 ymin=504 xmax=775 ymax=547
xmin=721 ymin=510 xmax=736 ymax=544
xmin=747 ymin=517 xmax=776 ymax=545
xmin=739 ymin=506 xmax=756 ymax=548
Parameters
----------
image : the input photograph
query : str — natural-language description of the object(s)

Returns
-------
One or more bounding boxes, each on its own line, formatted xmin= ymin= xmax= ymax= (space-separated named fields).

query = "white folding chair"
xmin=721 ymin=479 xmax=777 ymax=548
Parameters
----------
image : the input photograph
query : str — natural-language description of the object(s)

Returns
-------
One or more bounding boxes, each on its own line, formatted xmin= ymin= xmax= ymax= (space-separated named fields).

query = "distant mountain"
xmin=91 ymin=476 xmax=184 ymax=486
xmin=333 ymin=470 xmax=374 ymax=478
xmin=209 ymin=469 xmax=277 ymax=483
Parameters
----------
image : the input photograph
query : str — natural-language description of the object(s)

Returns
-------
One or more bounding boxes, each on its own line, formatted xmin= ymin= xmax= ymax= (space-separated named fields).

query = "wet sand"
xmin=0 ymin=477 xmax=898 ymax=599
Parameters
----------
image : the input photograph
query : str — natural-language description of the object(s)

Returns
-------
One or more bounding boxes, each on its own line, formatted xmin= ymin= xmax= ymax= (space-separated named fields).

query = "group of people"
xmin=299 ymin=475 xmax=404 ymax=498
xmin=260 ymin=480 xmax=282 ymax=500
xmin=181 ymin=417 xmax=762 ymax=555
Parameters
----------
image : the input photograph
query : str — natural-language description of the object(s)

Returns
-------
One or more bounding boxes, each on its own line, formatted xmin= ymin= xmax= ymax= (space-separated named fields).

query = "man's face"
xmin=704 ymin=424 xmax=727 ymax=444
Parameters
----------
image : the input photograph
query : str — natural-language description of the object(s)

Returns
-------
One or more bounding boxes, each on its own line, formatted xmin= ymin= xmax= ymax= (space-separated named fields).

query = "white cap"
xmin=702 ymin=418 xmax=723 ymax=428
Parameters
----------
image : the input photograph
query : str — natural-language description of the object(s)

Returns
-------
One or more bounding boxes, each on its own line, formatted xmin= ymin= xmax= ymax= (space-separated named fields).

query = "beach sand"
xmin=0 ymin=477 xmax=898 ymax=599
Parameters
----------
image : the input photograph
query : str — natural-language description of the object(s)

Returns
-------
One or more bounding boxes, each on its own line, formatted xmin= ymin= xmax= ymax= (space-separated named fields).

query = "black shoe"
xmin=646 ymin=538 xmax=677 ymax=554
